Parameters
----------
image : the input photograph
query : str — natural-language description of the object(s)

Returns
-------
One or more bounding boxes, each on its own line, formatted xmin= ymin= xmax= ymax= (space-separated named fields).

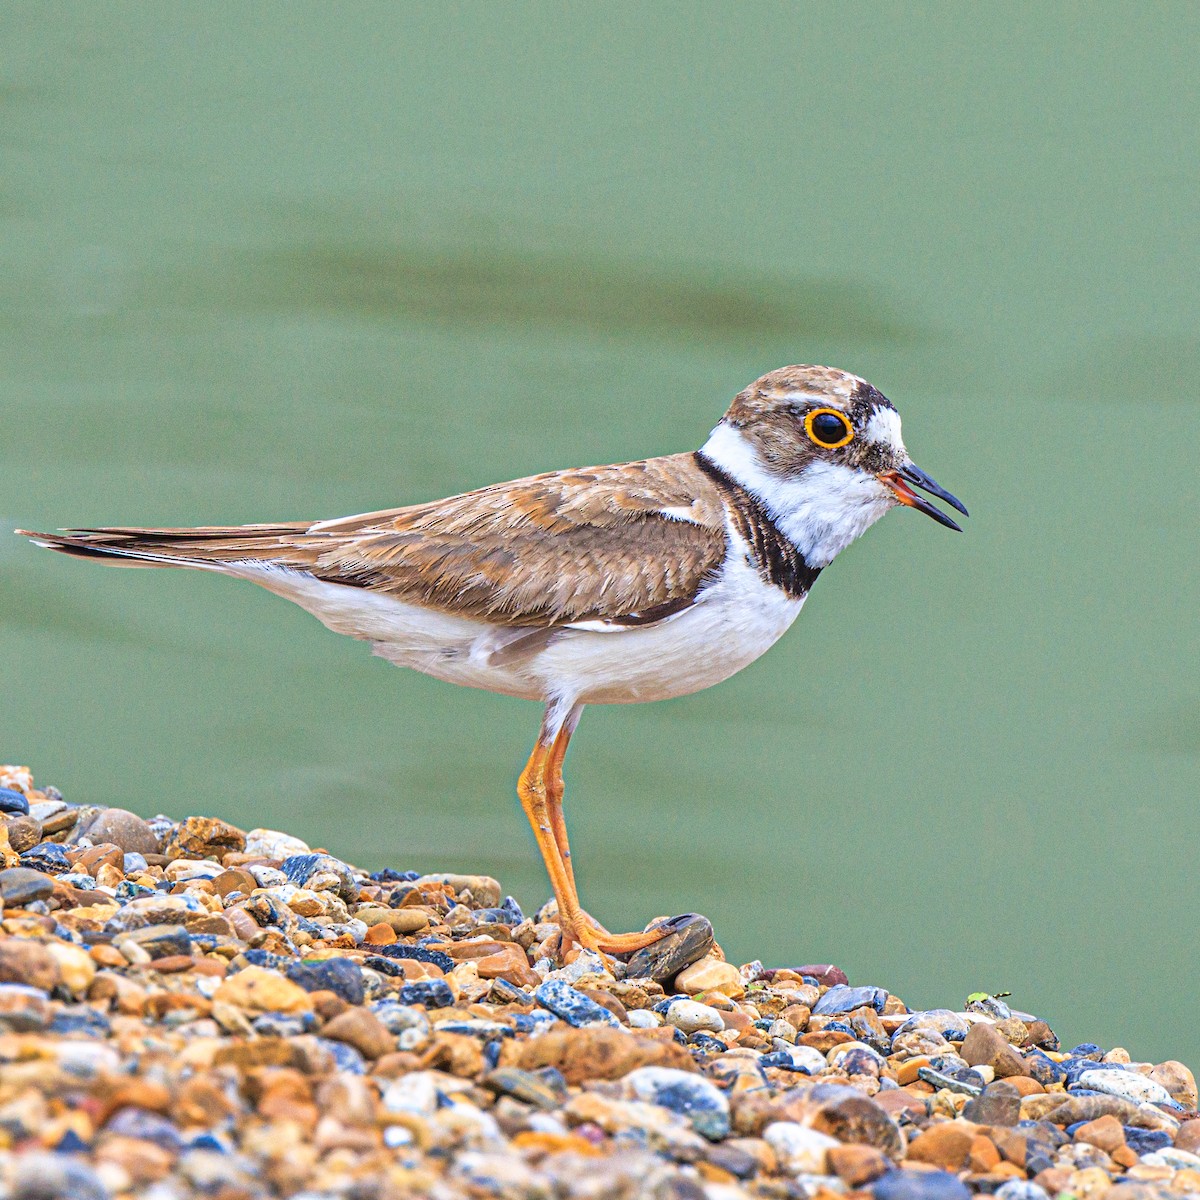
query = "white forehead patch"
xmin=864 ymin=406 xmax=905 ymax=454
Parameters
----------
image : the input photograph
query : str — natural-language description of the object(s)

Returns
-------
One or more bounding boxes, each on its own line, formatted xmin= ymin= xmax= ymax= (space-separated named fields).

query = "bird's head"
xmin=701 ymin=365 xmax=968 ymax=568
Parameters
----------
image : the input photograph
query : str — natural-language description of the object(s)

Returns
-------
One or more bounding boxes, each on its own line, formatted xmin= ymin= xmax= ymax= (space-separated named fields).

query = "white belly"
xmin=233 ymin=551 xmax=805 ymax=707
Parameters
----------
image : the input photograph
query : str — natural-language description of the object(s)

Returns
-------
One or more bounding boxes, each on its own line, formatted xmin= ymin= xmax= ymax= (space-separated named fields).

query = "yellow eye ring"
xmin=804 ymin=407 xmax=854 ymax=449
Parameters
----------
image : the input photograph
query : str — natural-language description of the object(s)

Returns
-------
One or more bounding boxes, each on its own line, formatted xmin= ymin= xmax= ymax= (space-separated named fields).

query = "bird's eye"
xmin=804 ymin=408 xmax=854 ymax=448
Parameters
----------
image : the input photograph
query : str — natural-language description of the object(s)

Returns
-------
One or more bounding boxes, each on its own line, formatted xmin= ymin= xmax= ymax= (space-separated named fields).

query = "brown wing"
xmin=22 ymin=453 xmax=730 ymax=628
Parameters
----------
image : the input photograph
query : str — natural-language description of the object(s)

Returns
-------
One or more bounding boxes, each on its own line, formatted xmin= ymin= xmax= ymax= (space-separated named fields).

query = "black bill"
xmin=878 ymin=463 xmax=968 ymax=531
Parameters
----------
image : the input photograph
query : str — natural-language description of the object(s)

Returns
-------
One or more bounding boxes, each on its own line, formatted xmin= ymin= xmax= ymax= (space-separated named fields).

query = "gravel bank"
xmin=0 ymin=763 xmax=1195 ymax=1200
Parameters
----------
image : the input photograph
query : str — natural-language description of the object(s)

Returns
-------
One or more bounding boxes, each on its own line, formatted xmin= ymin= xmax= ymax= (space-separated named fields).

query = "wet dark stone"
xmin=126 ymin=924 xmax=191 ymax=959
xmin=622 ymin=914 xmax=714 ymax=983
xmin=372 ymin=943 xmax=455 ymax=973
xmin=396 ymin=979 xmax=455 ymax=1009
xmin=962 ymin=1081 xmax=1022 ymax=1126
xmin=286 ymin=957 xmax=365 ymax=1004
xmin=0 ymin=788 xmax=29 ymax=816
xmin=0 ymin=868 xmax=55 ymax=906
xmin=873 ymin=1169 xmax=970 ymax=1200
xmin=17 ymin=843 xmax=71 ymax=875
xmin=1069 ymin=1042 xmax=1104 ymax=1059
xmin=533 ymin=979 xmax=620 ymax=1028
xmin=813 ymin=984 xmax=888 ymax=1015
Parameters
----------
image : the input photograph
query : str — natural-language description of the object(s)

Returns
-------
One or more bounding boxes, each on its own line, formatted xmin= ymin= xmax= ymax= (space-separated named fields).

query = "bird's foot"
xmin=570 ymin=920 xmax=671 ymax=956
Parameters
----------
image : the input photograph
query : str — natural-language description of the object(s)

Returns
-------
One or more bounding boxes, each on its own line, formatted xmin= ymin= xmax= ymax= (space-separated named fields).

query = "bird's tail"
xmin=17 ymin=523 xmax=315 ymax=571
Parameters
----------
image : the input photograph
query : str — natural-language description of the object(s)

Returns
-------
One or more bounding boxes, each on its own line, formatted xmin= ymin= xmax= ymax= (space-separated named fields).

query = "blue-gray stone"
xmin=18 ymin=843 xmax=70 ymax=875
xmin=893 ymin=1009 xmax=970 ymax=1042
xmin=438 ymin=1020 xmax=513 ymax=1040
xmin=11 ymin=1153 xmax=110 ymax=1200
xmin=1069 ymin=1042 xmax=1104 ymax=1058
xmin=812 ymin=984 xmax=889 ymax=1014
xmin=105 ymin=1107 xmax=185 ymax=1152
xmin=993 ymin=1184 xmax=1051 ymax=1200
xmin=0 ymin=788 xmax=29 ymax=816
xmin=371 ymin=943 xmax=455 ymax=973
xmin=236 ymin=948 xmax=295 ymax=972
xmin=1124 ymin=1127 xmax=1172 ymax=1154
xmin=396 ymin=979 xmax=455 ymax=1009
xmin=50 ymin=1009 xmax=112 ymax=1037
xmin=252 ymin=1012 xmax=312 ymax=1037
xmin=533 ymin=979 xmax=620 ymax=1028
xmin=512 ymin=1011 xmax=558 ymax=1036
xmin=873 ymin=1169 xmax=971 ymax=1200
xmin=1025 ymin=1049 xmax=1068 ymax=1086
xmin=53 ymin=1128 xmax=91 ymax=1153
xmin=317 ymin=1037 xmax=366 ymax=1074
xmin=186 ymin=1131 xmax=232 ymax=1154
xmin=624 ymin=1066 xmax=731 ymax=1140
xmin=286 ymin=957 xmax=365 ymax=1004
xmin=280 ymin=853 xmax=358 ymax=900
xmin=125 ymin=924 xmax=191 ymax=959
xmin=122 ymin=853 xmax=149 ymax=874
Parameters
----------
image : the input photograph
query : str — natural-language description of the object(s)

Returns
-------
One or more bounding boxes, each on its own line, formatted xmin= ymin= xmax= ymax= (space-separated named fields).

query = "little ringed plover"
xmin=21 ymin=364 xmax=967 ymax=955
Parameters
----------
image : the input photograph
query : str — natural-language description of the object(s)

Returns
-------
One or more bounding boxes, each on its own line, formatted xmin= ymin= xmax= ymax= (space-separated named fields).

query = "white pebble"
xmin=763 ymin=1122 xmax=841 ymax=1174
xmin=664 ymin=999 xmax=724 ymax=1035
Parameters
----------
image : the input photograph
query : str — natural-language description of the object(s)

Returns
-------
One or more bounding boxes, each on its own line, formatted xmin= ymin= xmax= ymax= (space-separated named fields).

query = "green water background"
xmin=2 ymin=5 xmax=1197 ymax=1063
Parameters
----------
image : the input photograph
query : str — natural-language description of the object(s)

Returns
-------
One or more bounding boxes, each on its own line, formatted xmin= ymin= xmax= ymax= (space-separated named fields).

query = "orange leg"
xmin=519 ymin=703 xmax=667 ymax=956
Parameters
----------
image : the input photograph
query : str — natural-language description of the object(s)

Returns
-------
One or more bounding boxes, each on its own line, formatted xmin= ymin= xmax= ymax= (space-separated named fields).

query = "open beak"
xmin=879 ymin=463 xmax=968 ymax=532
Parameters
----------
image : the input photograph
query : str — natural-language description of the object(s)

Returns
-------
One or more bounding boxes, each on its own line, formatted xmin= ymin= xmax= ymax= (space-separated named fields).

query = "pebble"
xmin=895 ymin=1008 xmax=971 ymax=1042
xmin=874 ymin=1169 xmax=972 ymax=1200
xmin=763 ymin=1122 xmax=841 ymax=1173
xmin=0 ymin=787 xmax=30 ymax=815
xmin=534 ymin=978 xmax=621 ymax=1028
xmin=78 ymin=807 xmax=160 ymax=855
xmin=624 ymin=1066 xmax=731 ymax=1139
xmin=1072 ymin=1066 xmax=1177 ymax=1107
xmin=622 ymin=913 xmax=714 ymax=982
xmin=663 ymin=997 xmax=724 ymax=1034
xmin=0 ymin=867 xmax=55 ymax=905
xmin=286 ymin=956 xmax=365 ymax=1003
xmin=0 ymin=759 xmax=1195 ymax=1200
xmin=813 ymin=983 xmax=889 ymax=1014
xmin=674 ymin=955 xmax=745 ymax=997
xmin=280 ymin=853 xmax=359 ymax=901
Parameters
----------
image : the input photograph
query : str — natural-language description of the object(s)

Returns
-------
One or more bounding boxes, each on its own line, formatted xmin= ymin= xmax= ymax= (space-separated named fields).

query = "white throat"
xmin=699 ymin=421 xmax=896 ymax=568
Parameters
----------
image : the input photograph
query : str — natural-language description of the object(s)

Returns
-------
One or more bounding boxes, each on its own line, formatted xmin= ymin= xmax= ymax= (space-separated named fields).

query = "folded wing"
xmin=21 ymin=453 xmax=729 ymax=629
